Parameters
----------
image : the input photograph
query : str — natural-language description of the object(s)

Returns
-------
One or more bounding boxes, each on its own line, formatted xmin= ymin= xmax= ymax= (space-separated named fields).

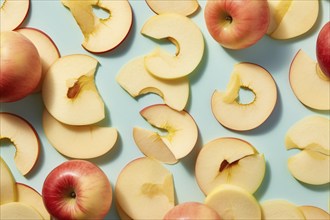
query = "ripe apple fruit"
xmin=316 ymin=22 xmax=330 ymax=78
xmin=299 ymin=205 xmax=330 ymax=220
xmin=0 ymin=157 xmax=17 ymax=204
xmin=42 ymin=160 xmax=112 ymax=220
xmin=204 ymin=0 xmax=270 ymax=49
xmin=0 ymin=31 xmax=42 ymax=102
xmin=146 ymin=0 xmax=199 ymax=16
xmin=261 ymin=200 xmax=305 ymax=219
xmin=0 ymin=0 xmax=30 ymax=31
xmin=0 ymin=202 xmax=43 ymax=219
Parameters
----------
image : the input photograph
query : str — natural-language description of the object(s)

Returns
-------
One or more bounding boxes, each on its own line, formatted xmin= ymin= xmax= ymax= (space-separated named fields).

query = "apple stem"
xmin=70 ymin=191 xmax=76 ymax=199
xmin=225 ymin=15 xmax=233 ymax=24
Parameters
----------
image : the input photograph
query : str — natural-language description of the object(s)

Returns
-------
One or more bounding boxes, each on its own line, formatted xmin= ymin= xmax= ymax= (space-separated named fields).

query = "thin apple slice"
xmin=205 ymin=184 xmax=261 ymax=220
xmin=16 ymin=27 xmax=61 ymax=92
xmin=42 ymin=54 xmax=105 ymax=126
xmin=141 ymin=13 xmax=204 ymax=79
xmin=16 ymin=183 xmax=50 ymax=219
xmin=116 ymin=56 xmax=189 ymax=111
xmin=0 ymin=157 xmax=17 ymax=204
xmin=61 ymin=0 xmax=132 ymax=53
xmin=133 ymin=104 xmax=198 ymax=164
xmin=0 ymin=113 xmax=40 ymax=175
xmin=0 ymin=202 xmax=43 ymax=219
xmin=145 ymin=0 xmax=199 ymax=16
xmin=299 ymin=205 xmax=330 ymax=220
xmin=261 ymin=200 xmax=306 ymax=219
xmin=212 ymin=62 xmax=277 ymax=131
xmin=289 ymin=49 xmax=330 ymax=110
xmin=42 ymin=109 xmax=117 ymax=159
xmin=0 ymin=0 xmax=30 ymax=31
xmin=267 ymin=0 xmax=319 ymax=39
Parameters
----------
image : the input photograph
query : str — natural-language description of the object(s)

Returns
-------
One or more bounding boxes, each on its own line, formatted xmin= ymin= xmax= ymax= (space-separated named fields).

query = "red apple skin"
xmin=204 ymin=0 xmax=270 ymax=49
xmin=42 ymin=160 xmax=112 ymax=220
xmin=163 ymin=202 xmax=222 ymax=220
xmin=316 ymin=22 xmax=330 ymax=78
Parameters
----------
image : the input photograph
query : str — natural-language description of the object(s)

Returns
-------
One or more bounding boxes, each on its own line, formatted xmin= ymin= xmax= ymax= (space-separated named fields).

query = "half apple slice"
xmin=0 ymin=0 xmax=30 ymax=31
xmin=145 ymin=0 xmax=199 ymax=16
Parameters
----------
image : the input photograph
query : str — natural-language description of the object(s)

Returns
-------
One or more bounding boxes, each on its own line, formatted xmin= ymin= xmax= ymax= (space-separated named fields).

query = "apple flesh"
xmin=0 ymin=202 xmax=43 ymax=219
xmin=145 ymin=0 xmax=199 ymax=16
xmin=316 ymin=22 xmax=330 ymax=78
xmin=0 ymin=157 xmax=17 ymax=204
xmin=299 ymin=205 xmax=330 ymax=220
xmin=261 ymin=200 xmax=305 ymax=219
xmin=0 ymin=0 xmax=30 ymax=31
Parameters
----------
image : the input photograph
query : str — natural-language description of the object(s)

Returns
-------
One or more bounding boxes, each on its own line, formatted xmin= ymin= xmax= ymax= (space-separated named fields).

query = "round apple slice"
xmin=211 ymin=62 xmax=277 ymax=131
xmin=141 ymin=13 xmax=204 ymax=79
xmin=0 ymin=113 xmax=40 ymax=175
xmin=0 ymin=0 xmax=30 ymax=31
xmin=261 ymin=200 xmax=305 ymax=219
xmin=145 ymin=0 xmax=199 ymax=16
xmin=289 ymin=49 xmax=330 ymax=110
xmin=42 ymin=54 xmax=105 ymax=125
xmin=42 ymin=109 xmax=118 ymax=159
xmin=0 ymin=157 xmax=17 ymax=204
xmin=0 ymin=202 xmax=43 ymax=219
xmin=133 ymin=104 xmax=198 ymax=164
xmin=195 ymin=137 xmax=265 ymax=195
xmin=115 ymin=157 xmax=175 ymax=220
xmin=299 ymin=205 xmax=330 ymax=220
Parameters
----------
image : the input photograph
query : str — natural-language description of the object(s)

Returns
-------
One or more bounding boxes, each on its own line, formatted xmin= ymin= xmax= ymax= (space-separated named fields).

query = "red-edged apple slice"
xmin=0 ymin=157 xmax=17 ymax=204
xmin=0 ymin=202 xmax=43 ymax=219
xmin=42 ymin=109 xmax=117 ymax=159
xmin=16 ymin=27 xmax=61 ymax=92
xmin=195 ymin=137 xmax=265 ymax=195
xmin=61 ymin=0 xmax=132 ymax=53
xmin=0 ymin=113 xmax=40 ymax=175
xmin=133 ymin=104 xmax=198 ymax=164
xmin=42 ymin=54 xmax=105 ymax=125
xmin=16 ymin=183 xmax=50 ymax=219
xmin=212 ymin=62 xmax=277 ymax=131
xmin=145 ymin=0 xmax=199 ymax=16
xmin=299 ymin=206 xmax=330 ymax=220
xmin=289 ymin=49 xmax=330 ymax=110
xmin=141 ymin=13 xmax=204 ymax=79
xmin=115 ymin=157 xmax=175 ymax=220
xmin=261 ymin=200 xmax=305 ymax=219
xmin=116 ymin=56 xmax=189 ymax=111
xmin=267 ymin=0 xmax=319 ymax=39
xmin=0 ymin=0 xmax=30 ymax=31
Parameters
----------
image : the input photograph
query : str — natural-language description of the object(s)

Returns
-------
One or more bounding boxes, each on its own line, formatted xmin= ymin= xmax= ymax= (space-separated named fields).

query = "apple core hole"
xmin=219 ymin=160 xmax=229 ymax=172
xmin=92 ymin=5 xmax=110 ymax=20
xmin=237 ymin=87 xmax=255 ymax=105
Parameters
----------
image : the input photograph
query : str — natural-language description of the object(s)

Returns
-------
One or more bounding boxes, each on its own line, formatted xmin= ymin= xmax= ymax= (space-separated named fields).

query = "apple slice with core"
xmin=141 ymin=13 xmax=204 ymax=79
xmin=42 ymin=54 xmax=105 ymax=125
xmin=289 ymin=49 xmax=330 ymax=110
xmin=299 ymin=205 xmax=330 ymax=220
xmin=0 ymin=0 xmax=30 ymax=31
xmin=115 ymin=157 xmax=175 ymax=220
xmin=133 ymin=104 xmax=198 ymax=164
xmin=0 ymin=157 xmax=17 ymax=204
xmin=116 ymin=56 xmax=190 ymax=111
xmin=212 ymin=62 xmax=277 ymax=131
xmin=42 ymin=109 xmax=118 ymax=159
xmin=145 ymin=0 xmax=199 ymax=16
xmin=61 ymin=0 xmax=132 ymax=53
xmin=261 ymin=200 xmax=306 ymax=219
xmin=0 ymin=113 xmax=40 ymax=175
xmin=0 ymin=202 xmax=43 ymax=219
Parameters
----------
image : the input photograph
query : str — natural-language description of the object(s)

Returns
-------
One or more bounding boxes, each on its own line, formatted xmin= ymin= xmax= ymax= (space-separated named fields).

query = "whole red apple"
xmin=316 ymin=22 xmax=330 ymax=78
xmin=0 ymin=31 xmax=42 ymax=102
xmin=204 ymin=0 xmax=270 ymax=50
xmin=42 ymin=160 xmax=112 ymax=220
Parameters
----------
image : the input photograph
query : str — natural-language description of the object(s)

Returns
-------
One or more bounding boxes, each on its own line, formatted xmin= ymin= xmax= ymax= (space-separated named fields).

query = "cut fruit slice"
xmin=116 ymin=56 xmax=189 ymax=111
xmin=0 ymin=113 xmax=40 ymax=175
xmin=267 ymin=0 xmax=319 ymax=39
xmin=115 ymin=157 xmax=175 ymax=220
xmin=299 ymin=205 xmax=330 ymax=220
xmin=0 ymin=0 xmax=30 ymax=31
xmin=0 ymin=202 xmax=43 ymax=219
xmin=145 ymin=0 xmax=199 ymax=16
xmin=61 ymin=0 xmax=132 ymax=53
xmin=42 ymin=54 xmax=105 ymax=125
xmin=261 ymin=200 xmax=306 ymax=219
xmin=212 ymin=62 xmax=277 ymax=131
xmin=141 ymin=13 xmax=204 ymax=79
xmin=133 ymin=104 xmax=198 ymax=164
xmin=0 ymin=157 xmax=17 ymax=204
xmin=289 ymin=49 xmax=330 ymax=110
xmin=195 ymin=137 xmax=265 ymax=195
xmin=205 ymin=184 xmax=261 ymax=220
xmin=42 ymin=109 xmax=117 ymax=159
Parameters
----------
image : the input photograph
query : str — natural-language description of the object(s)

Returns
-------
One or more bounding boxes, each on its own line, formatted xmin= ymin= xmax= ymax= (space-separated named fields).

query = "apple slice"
xmin=261 ymin=200 xmax=306 ymax=219
xmin=61 ymin=0 xmax=132 ymax=53
xmin=205 ymin=184 xmax=261 ymax=220
xmin=285 ymin=115 xmax=329 ymax=185
xmin=133 ymin=104 xmax=198 ymax=164
xmin=16 ymin=27 xmax=61 ymax=92
xmin=289 ymin=49 xmax=330 ymax=110
xmin=0 ymin=113 xmax=40 ymax=175
xmin=42 ymin=109 xmax=118 ymax=159
xmin=195 ymin=137 xmax=265 ymax=195
xmin=42 ymin=54 xmax=105 ymax=125
xmin=16 ymin=183 xmax=50 ymax=219
xmin=141 ymin=13 xmax=204 ymax=79
xmin=267 ymin=0 xmax=319 ymax=39
xmin=211 ymin=62 xmax=277 ymax=131
xmin=145 ymin=0 xmax=199 ymax=16
xmin=116 ymin=56 xmax=189 ymax=111
xmin=0 ymin=157 xmax=17 ymax=204
xmin=299 ymin=206 xmax=330 ymax=220
xmin=0 ymin=202 xmax=43 ymax=219
xmin=115 ymin=157 xmax=175 ymax=219
xmin=0 ymin=0 xmax=30 ymax=31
